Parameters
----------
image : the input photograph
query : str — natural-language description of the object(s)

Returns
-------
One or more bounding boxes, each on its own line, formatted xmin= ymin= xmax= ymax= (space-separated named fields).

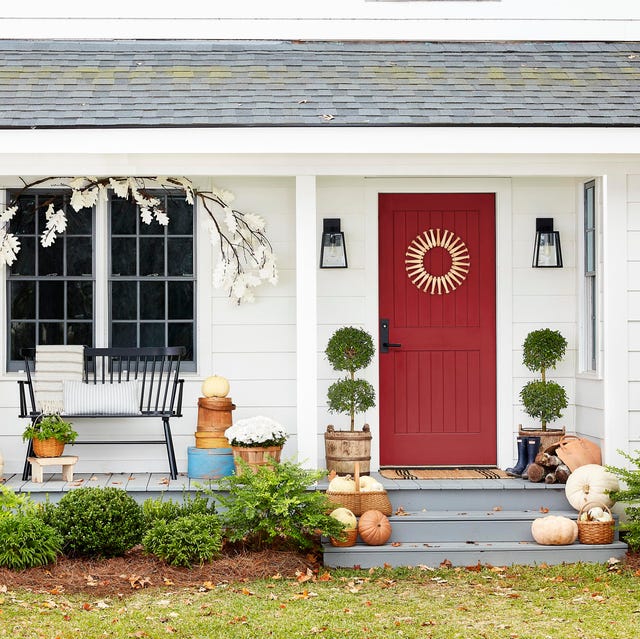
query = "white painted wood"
xmin=295 ymin=176 xmax=318 ymax=469
xmin=512 ymin=295 xmax=576 ymax=323
xmin=603 ymin=173 xmax=630 ymax=465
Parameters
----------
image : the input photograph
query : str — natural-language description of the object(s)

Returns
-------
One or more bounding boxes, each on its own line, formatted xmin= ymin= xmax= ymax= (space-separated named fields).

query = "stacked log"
xmin=527 ymin=450 xmax=571 ymax=484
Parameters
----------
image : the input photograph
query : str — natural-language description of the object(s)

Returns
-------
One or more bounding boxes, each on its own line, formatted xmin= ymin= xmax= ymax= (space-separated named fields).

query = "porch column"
xmin=295 ymin=176 xmax=319 ymax=469
xmin=602 ymin=173 xmax=629 ymax=466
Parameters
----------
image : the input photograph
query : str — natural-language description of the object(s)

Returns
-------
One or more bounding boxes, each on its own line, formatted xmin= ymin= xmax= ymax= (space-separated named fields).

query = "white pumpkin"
xmin=202 ymin=375 xmax=230 ymax=398
xmin=359 ymin=476 xmax=385 ymax=492
xmin=564 ymin=464 xmax=619 ymax=511
xmin=328 ymin=475 xmax=357 ymax=493
xmin=531 ymin=515 xmax=578 ymax=546
xmin=329 ymin=507 xmax=357 ymax=530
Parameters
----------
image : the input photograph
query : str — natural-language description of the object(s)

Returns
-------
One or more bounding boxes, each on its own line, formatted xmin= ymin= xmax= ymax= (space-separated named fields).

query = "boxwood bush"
xmin=0 ymin=513 xmax=62 ymax=569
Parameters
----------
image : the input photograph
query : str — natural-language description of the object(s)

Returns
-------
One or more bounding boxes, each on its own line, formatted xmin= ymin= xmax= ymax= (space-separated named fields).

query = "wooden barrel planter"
xmin=231 ymin=446 xmax=282 ymax=474
xmin=324 ymin=424 xmax=372 ymax=475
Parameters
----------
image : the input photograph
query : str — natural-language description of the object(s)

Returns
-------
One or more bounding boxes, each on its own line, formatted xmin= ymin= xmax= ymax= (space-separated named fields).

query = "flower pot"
xmin=518 ymin=426 xmax=565 ymax=453
xmin=231 ymin=445 xmax=282 ymax=474
xmin=32 ymin=438 xmax=65 ymax=458
xmin=324 ymin=424 xmax=372 ymax=475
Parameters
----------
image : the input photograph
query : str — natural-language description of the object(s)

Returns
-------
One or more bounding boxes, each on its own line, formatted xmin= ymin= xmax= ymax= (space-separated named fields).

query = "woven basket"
xmin=326 ymin=462 xmax=392 ymax=517
xmin=577 ymin=502 xmax=615 ymax=545
xmin=32 ymin=437 xmax=65 ymax=458
xmin=329 ymin=529 xmax=358 ymax=547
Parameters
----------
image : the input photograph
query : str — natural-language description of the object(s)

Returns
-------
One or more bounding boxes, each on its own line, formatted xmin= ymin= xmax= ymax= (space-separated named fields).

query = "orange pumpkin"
xmin=358 ymin=509 xmax=392 ymax=546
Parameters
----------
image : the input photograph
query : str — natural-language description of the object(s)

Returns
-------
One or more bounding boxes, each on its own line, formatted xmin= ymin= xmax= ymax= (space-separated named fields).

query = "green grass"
xmin=0 ymin=563 xmax=638 ymax=638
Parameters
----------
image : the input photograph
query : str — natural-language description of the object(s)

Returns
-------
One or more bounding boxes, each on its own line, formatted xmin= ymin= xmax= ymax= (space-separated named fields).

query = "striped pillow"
xmin=63 ymin=380 xmax=141 ymax=415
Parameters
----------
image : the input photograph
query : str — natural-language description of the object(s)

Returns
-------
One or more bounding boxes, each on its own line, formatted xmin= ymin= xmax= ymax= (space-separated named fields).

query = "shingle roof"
xmin=1 ymin=39 xmax=639 ymax=128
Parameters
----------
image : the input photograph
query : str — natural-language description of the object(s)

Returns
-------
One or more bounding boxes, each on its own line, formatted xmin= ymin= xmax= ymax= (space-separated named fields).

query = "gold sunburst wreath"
xmin=405 ymin=228 xmax=470 ymax=295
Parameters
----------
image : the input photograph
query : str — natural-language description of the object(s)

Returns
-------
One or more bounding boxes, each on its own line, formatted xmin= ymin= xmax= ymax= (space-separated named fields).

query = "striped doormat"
xmin=380 ymin=467 xmax=509 ymax=480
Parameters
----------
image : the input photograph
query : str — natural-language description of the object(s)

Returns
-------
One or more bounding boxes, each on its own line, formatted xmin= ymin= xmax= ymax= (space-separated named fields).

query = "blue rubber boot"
xmin=505 ymin=437 xmax=527 ymax=477
xmin=521 ymin=437 xmax=541 ymax=480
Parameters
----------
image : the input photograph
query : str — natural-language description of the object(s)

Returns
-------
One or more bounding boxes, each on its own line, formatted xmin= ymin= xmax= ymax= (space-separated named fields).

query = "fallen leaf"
xmin=201 ymin=581 xmax=216 ymax=591
xmin=128 ymin=575 xmax=152 ymax=590
xmin=391 ymin=542 xmax=402 ymax=547
xmin=320 ymin=114 xmax=335 ymax=121
xmin=539 ymin=507 xmax=550 ymax=513
xmin=163 ymin=578 xmax=174 ymax=586
xmin=493 ymin=506 xmax=503 ymax=512
xmin=296 ymin=568 xmax=314 ymax=583
xmin=82 ymin=602 xmax=93 ymax=611
xmin=395 ymin=506 xmax=408 ymax=516
xmin=158 ymin=478 xmax=170 ymax=486
xmin=440 ymin=559 xmax=453 ymax=569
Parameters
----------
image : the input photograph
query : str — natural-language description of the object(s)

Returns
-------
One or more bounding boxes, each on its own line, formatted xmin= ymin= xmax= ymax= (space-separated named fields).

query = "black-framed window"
xmin=109 ymin=192 xmax=196 ymax=367
xmin=6 ymin=190 xmax=94 ymax=370
xmin=584 ymin=180 xmax=597 ymax=371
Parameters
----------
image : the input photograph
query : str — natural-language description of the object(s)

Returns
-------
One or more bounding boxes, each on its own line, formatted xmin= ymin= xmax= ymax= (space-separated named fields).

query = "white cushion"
xmin=63 ymin=380 xmax=141 ymax=415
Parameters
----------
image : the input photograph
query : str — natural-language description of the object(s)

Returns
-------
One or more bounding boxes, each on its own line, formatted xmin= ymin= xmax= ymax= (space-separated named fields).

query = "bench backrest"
xmin=22 ymin=346 xmax=185 ymax=416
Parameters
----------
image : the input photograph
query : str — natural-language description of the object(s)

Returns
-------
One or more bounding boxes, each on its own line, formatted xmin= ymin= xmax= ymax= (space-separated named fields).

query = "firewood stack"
xmin=527 ymin=451 xmax=571 ymax=484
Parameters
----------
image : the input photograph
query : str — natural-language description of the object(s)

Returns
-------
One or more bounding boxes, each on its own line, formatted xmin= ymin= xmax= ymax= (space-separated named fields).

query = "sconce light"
xmin=320 ymin=218 xmax=348 ymax=268
xmin=532 ymin=218 xmax=563 ymax=268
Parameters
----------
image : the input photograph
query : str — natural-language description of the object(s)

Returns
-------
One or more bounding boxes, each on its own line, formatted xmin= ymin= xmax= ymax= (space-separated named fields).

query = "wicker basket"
xmin=326 ymin=462 xmax=392 ymax=517
xmin=32 ymin=437 xmax=65 ymax=458
xmin=330 ymin=529 xmax=358 ymax=547
xmin=577 ymin=502 xmax=615 ymax=545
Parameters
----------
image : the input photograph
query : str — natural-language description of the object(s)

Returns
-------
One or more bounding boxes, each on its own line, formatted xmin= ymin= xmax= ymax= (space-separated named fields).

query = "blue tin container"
xmin=187 ymin=446 xmax=235 ymax=480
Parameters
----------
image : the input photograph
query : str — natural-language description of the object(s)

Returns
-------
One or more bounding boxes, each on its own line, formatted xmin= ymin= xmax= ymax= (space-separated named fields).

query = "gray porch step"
xmin=323 ymin=539 xmax=629 ymax=568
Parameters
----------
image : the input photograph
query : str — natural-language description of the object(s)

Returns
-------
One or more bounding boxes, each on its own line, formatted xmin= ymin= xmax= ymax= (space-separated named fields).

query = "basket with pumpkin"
xmin=326 ymin=462 xmax=392 ymax=516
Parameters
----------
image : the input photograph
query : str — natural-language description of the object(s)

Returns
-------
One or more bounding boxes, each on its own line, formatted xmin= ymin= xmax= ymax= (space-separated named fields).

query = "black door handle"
xmin=380 ymin=318 xmax=402 ymax=353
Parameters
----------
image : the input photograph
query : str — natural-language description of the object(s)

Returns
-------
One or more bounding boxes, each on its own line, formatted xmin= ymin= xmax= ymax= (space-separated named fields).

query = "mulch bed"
xmin=0 ymin=546 xmax=319 ymax=596
xmin=1 ymin=548 xmax=637 ymax=597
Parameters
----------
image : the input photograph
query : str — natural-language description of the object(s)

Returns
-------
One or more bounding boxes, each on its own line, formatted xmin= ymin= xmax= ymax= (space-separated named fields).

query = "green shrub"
xmin=0 ymin=513 xmax=62 ymax=569
xmin=142 ymin=514 xmax=222 ymax=567
xmin=210 ymin=460 xmax=345 ymax=551
xmin=607 ymin=449 xmax=640 ymax=552
xmin=49 ymin=487 xmax=143 ymax=558
xmin=142 ymin=491 xmax=216 ymax=530
xmin=0 ymin=484 xmax=33 ymax=518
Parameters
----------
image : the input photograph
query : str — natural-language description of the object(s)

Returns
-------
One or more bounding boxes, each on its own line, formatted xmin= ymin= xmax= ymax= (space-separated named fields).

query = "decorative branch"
xmin=0 ymin=176 xmax=278 ymax=304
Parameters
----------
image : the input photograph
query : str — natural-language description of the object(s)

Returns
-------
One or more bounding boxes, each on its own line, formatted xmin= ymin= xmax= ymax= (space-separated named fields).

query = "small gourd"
xmin=564 ymin=464 xmax=619 ymax=510
xmin=202 ymin=375 xmax=230 ymax=398
xmin=531 ymin=515 xmax=578 ymax=546
xmin=328 ymin=475 xmax=357 ymax=493
xmin=358 ymin=509 xmax=392 ymax=546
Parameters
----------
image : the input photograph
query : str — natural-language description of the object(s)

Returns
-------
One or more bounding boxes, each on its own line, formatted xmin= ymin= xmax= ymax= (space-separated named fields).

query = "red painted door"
xmin=378 ymin=193 xmax=496 ymax=466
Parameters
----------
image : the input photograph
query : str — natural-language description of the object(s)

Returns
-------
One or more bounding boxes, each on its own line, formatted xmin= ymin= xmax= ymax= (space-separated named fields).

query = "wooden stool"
xmin=27 ymin=456 xmax=79 ymax=483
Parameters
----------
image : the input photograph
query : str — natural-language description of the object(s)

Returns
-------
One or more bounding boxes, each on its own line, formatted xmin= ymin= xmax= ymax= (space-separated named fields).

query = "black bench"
xmin=18 ymin=346 xmax=185 ymax=481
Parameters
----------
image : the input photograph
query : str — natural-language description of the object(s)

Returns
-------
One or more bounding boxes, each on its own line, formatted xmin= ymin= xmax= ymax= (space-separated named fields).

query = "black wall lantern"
xmin=320 ymin=218 xmax=348 ymax=268
xmin=532 ymin=218 xmax=563 ymax=268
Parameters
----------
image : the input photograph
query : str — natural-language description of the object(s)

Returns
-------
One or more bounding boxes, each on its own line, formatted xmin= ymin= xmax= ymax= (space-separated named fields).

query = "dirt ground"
xmin=0 ymin=548 xmax=637 ymax=596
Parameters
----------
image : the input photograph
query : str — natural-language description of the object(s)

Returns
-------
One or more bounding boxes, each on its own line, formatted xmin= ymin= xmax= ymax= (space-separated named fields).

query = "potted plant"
xmin=519 ymin=328 xmax=568 ymax=450
xmin=22 ymin=413 xmax=78 ymax=458
xmin=324 ymin=326 xmax=376 ymax=475
xmin=225 ymin=416 xmax=288 ymax=474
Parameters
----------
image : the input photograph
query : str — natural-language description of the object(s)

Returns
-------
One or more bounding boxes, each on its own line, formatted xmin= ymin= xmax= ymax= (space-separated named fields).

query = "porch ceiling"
xmin=1 ymin=40 xmax=640 ymax=129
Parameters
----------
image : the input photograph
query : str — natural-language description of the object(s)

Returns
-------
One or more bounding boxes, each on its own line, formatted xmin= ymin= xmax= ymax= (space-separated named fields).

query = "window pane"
xmin=111 ymin=197 xmax=137 ymax=235
xmin=66 ymin=207 xmax=93 ymax=235
xmin=39 ymin=282 xmax=64 ymax=319
xmin=67 ymin=237 xmax=93 ymax=275
xmin=168 ymin=281 xmax=193 ymax=320
xmin=168 ymin=323 xmax=193 ymax=361
xmin=39 ymin=322 xmax=64 ymax=344
xmin=11 ymin=281 xmax=35 ymax=319
xmin=140 ymin=281 xmax=165 ymax=320
xmin=111 ymin=237 xmax=137 ymax=276
xmin=139 ymin=237 xmax=165 ymax=276
xmin=38 ymin=241 xmax=63 ymax=276
xmin=140 ymin=322 xmax=164 ymax=347
xmin=167 ymin=238 xmax=193 ymax=276
xmin=139 ymin=213 xmax=164 ymax=236
xmin=68 ymin=322 xmax=92 ymax=346
xmin=167 ymin=198 xmax=194 ymax=235
xmin=11 ymin=322 xmax=35 ymax=360
xmin=112 ymin=323 xmax=137 ymax=347
xmin=9 ymin=194 xmax=36 ymax=234
xmin=586 ymin=230 xmax=595 ymax=274
xmin=67 ymin=281 xmax=93 ymax=320
xmin=585 ymin=186 xmax=595 ymax=229
xmin=10 ymin=237 xmax=36 ymax=276
xmin=111 ymin=281 xmax=137 ymax=320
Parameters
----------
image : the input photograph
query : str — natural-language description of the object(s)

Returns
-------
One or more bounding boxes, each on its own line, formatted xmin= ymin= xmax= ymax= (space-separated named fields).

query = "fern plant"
xmin=607 ymin=449 xmax=640 ymax=551
xmin=208 ymin=459 xmax=345 ymax=550
xmin=0 ymin=514 xmax=62 ymax=569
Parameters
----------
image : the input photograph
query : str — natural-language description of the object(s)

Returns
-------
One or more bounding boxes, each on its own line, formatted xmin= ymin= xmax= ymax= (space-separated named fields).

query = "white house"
xmin=1 ymin=1 xmax=639 ymax=476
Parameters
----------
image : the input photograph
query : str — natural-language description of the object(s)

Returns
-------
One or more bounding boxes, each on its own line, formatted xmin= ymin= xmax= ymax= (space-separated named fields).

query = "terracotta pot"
xmin=324 ymin=424 xmax=372 ymax=475
xmin=231 ymin=445 xmax=282 ymax=474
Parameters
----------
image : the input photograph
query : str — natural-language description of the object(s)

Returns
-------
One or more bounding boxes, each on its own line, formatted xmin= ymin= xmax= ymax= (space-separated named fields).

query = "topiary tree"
xmin=519 ymin=328 xmax=568 ymax=431
xmin=325 ymin=326 xmax=376 ymax=431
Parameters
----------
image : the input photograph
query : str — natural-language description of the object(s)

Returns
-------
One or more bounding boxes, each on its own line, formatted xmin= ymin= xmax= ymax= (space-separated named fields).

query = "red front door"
xmin=378 ymin=193 xmax=496 ymax=466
